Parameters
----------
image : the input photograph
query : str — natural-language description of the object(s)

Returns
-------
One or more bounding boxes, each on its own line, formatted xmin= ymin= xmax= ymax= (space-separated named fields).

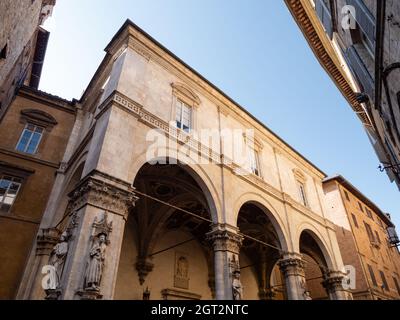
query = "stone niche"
xmin=174 ymin=252 xmax=190 ymax=290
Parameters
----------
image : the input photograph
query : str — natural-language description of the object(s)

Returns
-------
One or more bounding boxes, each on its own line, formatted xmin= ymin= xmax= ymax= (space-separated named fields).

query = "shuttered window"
xmin=315 ymin=0 xmax=333 ymax=38
xmin=345 ymin=45 xmax=375 ymax=99
xmin=346 ymin=0 xmax=376 ymax=47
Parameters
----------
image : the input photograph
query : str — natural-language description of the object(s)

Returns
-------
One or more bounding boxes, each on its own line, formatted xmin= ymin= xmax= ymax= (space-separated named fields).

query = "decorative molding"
xmin=20 ymin=108 xmax=58 ymax=130
xmin=161 ymin=288 xmax=201 ymax=300
xmin=68 ymin=174 xmax=138 ymax=219
xmin=171 ymin=82 xmax=201 ymax=107
xmin=293 ymin=168 xmax=306 ymax=184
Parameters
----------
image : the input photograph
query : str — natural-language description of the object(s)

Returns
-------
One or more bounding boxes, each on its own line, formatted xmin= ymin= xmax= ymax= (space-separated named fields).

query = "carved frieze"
xmin=68 ymin=175 xmax=138 ymax=219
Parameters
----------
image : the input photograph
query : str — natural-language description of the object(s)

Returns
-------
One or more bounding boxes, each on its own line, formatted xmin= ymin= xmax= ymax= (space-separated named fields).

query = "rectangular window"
xmin=315 ymin=0 xmax=333 ymax=38
xmin=358 ymin=202 xmax=364 ymax=212
xmin=16 ymin=124 xmax=44 ymax=154
xmin=298 ymin=182 xmax=308 ymax=207
xmin=366 ymin=208 xmax=373 ymax=220
xmin=351 ymin=214 xmax=359 ymax=228
xmin=248 ymin=147 xmax=260 ymax=177
xmin=374 ymin=231 xmax=381 ymax=244
xmin=175 ymin=100 xmax=192 ymax=133
xmin=379 ymin=271 xmax=389 ymax=291
xmin=367 ymin=264 xmax=378 ymax=286
xmin=364 ymin=222 xmax=375 ymax=243
xmin=393 ymin=277 xmax=400 ymax=295
xmin=0 ymin=175 xmax=22 ymax=212
xmin=344 ymin=190 xmax=350 ymax=201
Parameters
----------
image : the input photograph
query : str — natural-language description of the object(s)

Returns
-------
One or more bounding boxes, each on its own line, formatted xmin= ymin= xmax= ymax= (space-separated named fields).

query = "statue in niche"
xmin=83 ymin=233 xmax=107 ymax=291
xmin=176 ymin=256 xmax=188 ymax=278
xmin=232 ymin=269 xmax=243 ymax=300
xmin=48 ymin=231 xmax=69 ymax=289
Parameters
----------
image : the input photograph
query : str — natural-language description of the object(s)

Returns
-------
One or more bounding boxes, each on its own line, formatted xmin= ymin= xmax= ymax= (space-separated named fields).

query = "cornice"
xmin=285 ymin=0 xmax=372 ymax=127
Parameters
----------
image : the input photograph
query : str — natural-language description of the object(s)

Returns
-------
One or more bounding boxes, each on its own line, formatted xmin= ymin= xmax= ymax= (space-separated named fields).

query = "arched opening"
xmin=299 ymin=230 xmax=330 ymax=300
xmin=237 ymin=202 xmax=287 ymax=300
xmin=115 ymin=161 xmax=217 ymax=300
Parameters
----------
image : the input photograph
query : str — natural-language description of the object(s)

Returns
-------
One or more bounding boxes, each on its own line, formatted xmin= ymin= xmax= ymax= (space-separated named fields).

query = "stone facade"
xmin=323 ymin=175 xmax=400 ymax=299
xmin=285 ymin=0 xmax=400 ymax=189
xmin=0 ymin=0 xmax=55 ymax=119
xmin=13 ymin=20 xmax=351 ymax=300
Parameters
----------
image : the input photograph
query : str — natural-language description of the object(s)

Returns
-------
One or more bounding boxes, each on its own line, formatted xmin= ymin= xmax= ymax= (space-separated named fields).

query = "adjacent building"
xmin=0 ymin=86 xmax=76 ymax=299
xmin=324 ymin=175 xmax=400 ymax=299
xmin=284 ymin=0 xmax=400 ymax=189
xmin=0 ymin=0 xmax=56 ymax=120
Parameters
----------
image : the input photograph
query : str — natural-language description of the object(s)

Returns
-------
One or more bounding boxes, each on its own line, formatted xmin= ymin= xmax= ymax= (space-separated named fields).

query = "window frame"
xmin=298 ymin=181 xmax=309 ymax=208
xmin=351 ymin=213 xmax=359 ymax=228
xmin=15 ymin=123 xmax=44 ymax=154
xmin=247 ymin=146 xmax=261 ymax=177
xmin=175 ymin=99 xmax=192 ymax=133
xmin=0 ymin=175 xmax=23 ymax=213
xmin=367 ymin=264 xmax=378 ymax=287
xmin=379 ymin=270 xmax=389 ymax=291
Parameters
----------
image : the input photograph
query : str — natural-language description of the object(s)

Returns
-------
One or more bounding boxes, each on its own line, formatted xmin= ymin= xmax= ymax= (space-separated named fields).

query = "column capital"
xmin=36 ymin=227 xmax=62 ymax=256
xmin=68 ymin=172 xmax=139 ymax=219
xmin=206 ymin=224 xmax=243 ymax=254
xmin=278 ymin=252 xmax=306 ymax=276
xmin=322 ymin=270 xmax=345 ymax=292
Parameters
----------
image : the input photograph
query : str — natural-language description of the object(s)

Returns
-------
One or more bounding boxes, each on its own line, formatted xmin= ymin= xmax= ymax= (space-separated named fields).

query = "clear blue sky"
xmin=40 ymin=0 xmax=400 ymax=228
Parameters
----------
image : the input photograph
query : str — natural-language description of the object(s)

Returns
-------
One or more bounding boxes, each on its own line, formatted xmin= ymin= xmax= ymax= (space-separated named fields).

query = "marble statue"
xmin=48 ymin=231 xmax=69 ymax=289
xmin=83 ymin=233 xmax=107 ymax=291
xmin=232 ymin=270 xmax=243 ymax=300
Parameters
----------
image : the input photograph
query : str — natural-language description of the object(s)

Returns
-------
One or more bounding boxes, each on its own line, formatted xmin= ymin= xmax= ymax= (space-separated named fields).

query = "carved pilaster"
xmin=68 ymin=175 xmax=139 ymax=220
xmin=36 ymin=228 xmax=61 ymax=256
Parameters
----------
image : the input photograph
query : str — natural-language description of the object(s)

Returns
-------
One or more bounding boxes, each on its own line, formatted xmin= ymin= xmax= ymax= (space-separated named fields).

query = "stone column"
xmin=322 ymin=270 xmax=349 ymax=300
xmin=206 ymin=224 xmax=243 ymax=300
xmin=56 ymin=172 xmax=138 ymax=300
xmin=278 ymin=252 xmax=308 ymax=300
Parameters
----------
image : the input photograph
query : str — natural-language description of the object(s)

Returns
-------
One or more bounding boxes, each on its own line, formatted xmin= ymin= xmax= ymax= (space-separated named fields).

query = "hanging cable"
xmin=133 ymin=188 xmax=330 ymax=272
